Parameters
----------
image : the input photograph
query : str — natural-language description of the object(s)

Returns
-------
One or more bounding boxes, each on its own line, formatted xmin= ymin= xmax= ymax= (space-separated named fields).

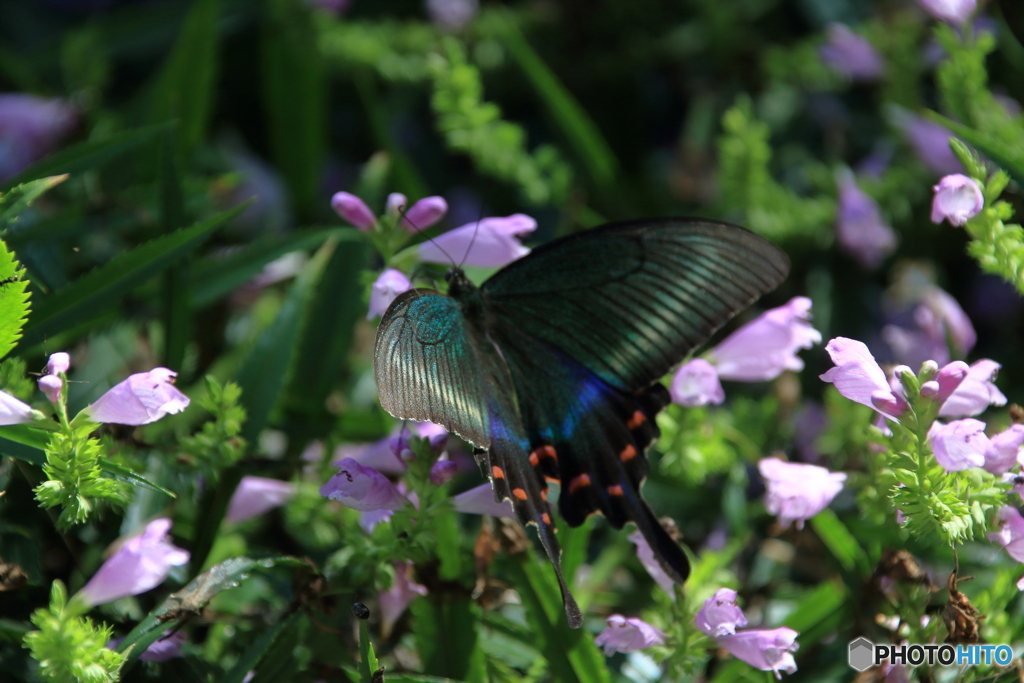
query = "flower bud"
xmin=38 ymin=375 xmax=62 ymax=403
xmin=429 ymin=460 xmax=458 ymax=486
xmin=931 ymin=174 xmax=983 ymax=226
xmin=331 ymin=192 xmax=376 ymax=231
xmin=47 ymin=352 xmax=70 ymax=375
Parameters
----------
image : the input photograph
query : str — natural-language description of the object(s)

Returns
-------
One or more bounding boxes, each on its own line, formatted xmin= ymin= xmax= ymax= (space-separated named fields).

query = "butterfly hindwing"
xmin=482 ymin=218 xmax=790 ymax=391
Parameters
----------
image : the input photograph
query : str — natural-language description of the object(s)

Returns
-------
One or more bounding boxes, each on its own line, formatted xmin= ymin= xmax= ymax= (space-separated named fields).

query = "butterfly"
xmin=374 ymin=218 xmax=789 ymax=628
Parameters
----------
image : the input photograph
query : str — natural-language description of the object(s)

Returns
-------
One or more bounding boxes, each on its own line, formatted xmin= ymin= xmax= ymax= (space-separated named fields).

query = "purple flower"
xmin=47 ymin=352 xmax=70 ymax=375
xmin=403 ymin=196 xmax=448 ymax=233
xmin=593 ymin=615 xmax=667 ymax=656
xmin=320 ymin=458 xmax=410 ymax=512
xmin=988 ymin=506 xmax=1024 ymax=589
xmin=939 ymin=359 xmax=1007 ymax=417
xmin=413 ymin=421 xmax=448 ymax=451
xmin=77 ymin=518 xmax=190 ymax=606
xmin=88 ymin=368 xmax=190 ymax=426
xmin=758 ymin=458 xmax=846 ymax=529
xmin=450 ymin=482 xmax=514 ymax=517
xmin=368 ymin=269 xmax=412 ymax=319
xmin=670 ymin=358 xmax=724 ymax=407
xmin=983 ymin=425 xmax=1024 ymax=475
xmin=331 ymin=192 xmax=375 ymax=231
xmin=0 ymin=390 xmax=38 ymax=425
xmin=819 ymin=24 xmax=885 ymax=81
xmin=712 ymin=297 xmax=821 ymax=381
xmin=429 ymin=459 xmax=459 ymax=486
xmin=918 ymin=0 xmax=976 ymax=25
xmin=108 ymin=631 xmax=185 ymax=662
xmin=892 ymin=110 xmax=964 ymax=176
xmin=418 ymin=214 xmax=536 ymax=268
xmin=923 ymin=288 xmax=976 ymax=356
xmin=835 ymin=170 xmax=897 ymax=269
xmin=695 ymin=588 xmax=748 ymax=636
xmin=0 ymin=94 xmax=77 ymax=182
xmin=931 ymin=174 xmax=984 ymax=226
xmin=628 ymin=531 xmax=676 ymax=599
xmin=425 ymin=0 xmax=479 ymax=29
xmin=820 ymin=337 xmax=906 ymax=419
xmin=379 ymin=562 xmax=428 ymax=636
xmin=717 ymin=628 xmax=800 ymax=678
xmin=38 ymin=375 xmax=62 ymax=404
xmin=928 ymin=360 xmax=970 ymax=403
xmin=225 ymin=476 xmax=296 ymax=524
xmin=927 ymin=419 xmax=988 ymax=471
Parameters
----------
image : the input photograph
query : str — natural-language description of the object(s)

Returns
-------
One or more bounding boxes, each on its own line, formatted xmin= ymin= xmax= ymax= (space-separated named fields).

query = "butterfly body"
xmin=375 ymin=219 xmax=789 ymax=628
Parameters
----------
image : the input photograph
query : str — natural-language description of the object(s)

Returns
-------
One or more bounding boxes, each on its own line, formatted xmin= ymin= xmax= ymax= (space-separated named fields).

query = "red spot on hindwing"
xmin=627 ymin=410 xmax=646 ymax=430
xmin=607 ymin=485 xmax=624 ymax=496
xmin=569 ymin=474 xmax=592 ymax=493
xmin=512 ymin=488 xmax=528 ymax=500
xmin=492 ymin=466 xmax=505 ymax=479
xmin=620 ymin=444 xmax=637 ymax=462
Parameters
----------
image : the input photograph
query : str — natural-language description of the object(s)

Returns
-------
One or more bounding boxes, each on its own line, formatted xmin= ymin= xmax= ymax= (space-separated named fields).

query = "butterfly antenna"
xmin=456 ymin=195 xmax=489 ymax=271
xmin=398 ymin=204 xmax=457 ymax=270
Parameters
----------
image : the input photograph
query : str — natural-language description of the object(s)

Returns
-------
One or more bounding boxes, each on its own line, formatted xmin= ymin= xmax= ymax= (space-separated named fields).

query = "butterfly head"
xmin=444 ymin=267 xmax=476 ymax=300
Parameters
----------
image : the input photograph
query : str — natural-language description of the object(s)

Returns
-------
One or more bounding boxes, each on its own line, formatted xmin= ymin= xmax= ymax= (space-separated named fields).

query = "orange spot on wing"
xmin=540 ymin=489 xmax=548 ymax=501
xmin=544 ymin=475 xmax=560 ymax=484
xmin=541 ymin=512 xmax=552 ymax=525
xmin=529 ymin=451 xmax=540 ymax=466
xmin=534 ymin=445 xmax=558 ymax=463
xmin=569 ymin=474 xmax=592 ymax=493
xmin=627 ymin=410 xmax=646 ymax=430
xmin=512 ymin=488 xmax=528 ymax=500
xmin=492 ymin=466 xmax=505 ymax=479
xmin=607 ymin=485 xmax=624 ymax=496
xmin=620 ymin=444 xmax=637 ymax=462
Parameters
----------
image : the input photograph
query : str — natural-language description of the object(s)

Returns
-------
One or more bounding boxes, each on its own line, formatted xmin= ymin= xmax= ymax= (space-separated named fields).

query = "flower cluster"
xmin=695 ymin=588 xmax=799 ymax=678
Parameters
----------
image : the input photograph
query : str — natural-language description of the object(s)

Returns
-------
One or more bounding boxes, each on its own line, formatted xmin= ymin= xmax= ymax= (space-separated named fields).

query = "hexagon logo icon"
xmin=848 ymin=637 xmax=874 ymax=672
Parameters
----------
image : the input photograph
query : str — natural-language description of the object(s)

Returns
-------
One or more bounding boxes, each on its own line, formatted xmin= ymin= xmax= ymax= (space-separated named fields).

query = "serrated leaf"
xmin=0 ymin=238 xmax=31 ymax=360
xmin=0 ymin=123 xmax=171 ymax=194
xmin=0 ymin=174 xmax=68 ymax=229
xmin=19 ymin=203 xmax=246 ymax=349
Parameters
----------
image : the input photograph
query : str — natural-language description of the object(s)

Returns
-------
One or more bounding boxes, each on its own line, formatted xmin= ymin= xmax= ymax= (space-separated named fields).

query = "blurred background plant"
xmin=1 ymin=0 xmax=1024 ymax=681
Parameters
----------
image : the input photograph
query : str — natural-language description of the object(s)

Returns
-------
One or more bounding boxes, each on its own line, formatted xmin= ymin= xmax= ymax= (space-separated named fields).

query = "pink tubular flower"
xmin=758 ymin=458 xmax=846 ymax=529
xmin=47 ymin=352 xmax=70 ymax=375
xmin=712 ymin=297 xmax=821 ymax=381
xmin=594 ymin=615 xmax=667 ymax=656
xmin=927 ymin=419 xmax=988 ymax=471
xmin=379 ymin=562 xmax=428 ymax=636
xmin=225 ymin=476 xmax=296 ymax=524
xmin=892 ymin=110 xmax=964 ymax=176
xmin=38 ymin=375 xmax=62 ymax=404
xmin=0 ymin=390 xmax=38 ymax=425
xmin=939 ymin=359 xmax=1007 ymax=417
xmin=331 ymin=191 xmax=376 ymax=231
xmin=451 ymin=482 xmax=514 ymax=517
xmin=88 ymin=368 xmax=190 ymax=426
xmin=320 ymin=458 xmax=409 ymax=512
xmin=717 ymin=628 xmax=800 ymax=679
xmin=418 ymin=214 xmax=536 ymax=268
xmin=426 ymin=0 xmax=479 ymax=29
xmin=695 ymin=588 xmax=748 ymax=636
xmin=108 ymin=631 xmax=185 ymax=662
xmin=819 ymin=338 xmax=906 ymax=419
xmin=628 ymin=531 xmax=676 ymax=599
xmin=918 ymin=0 xmax=976 ymax=25
xmin=77 ymin=518 xmax=190 ymax=606
xmin=923 ymin=288 xmax=976 ymax=356
xmin=368 ymin=269 xmax=412 ymax=319
xmin=931 ymin=174 xmax=984 ymax=226
xmin=670 ymin=358 xmax=724 ymax=407
xmin=0 ymin=95 xmax=77 ymax=182
xmin=933 ymin=360 xmax=970 ymax=404
xmin=429 ymin=459 xmax=458 ymax=486
xmin=987 ymin=506 xmax=1024 ymax=589
xmin=402 ymin=196 xmax=448 ymax=232
xmin=983 ymin=425 xmax=1024 ymax=475
xmin=819 ymin=24 xmax=885 ymax=81
xmin=835 ymin=170 xmax=897 ymax=270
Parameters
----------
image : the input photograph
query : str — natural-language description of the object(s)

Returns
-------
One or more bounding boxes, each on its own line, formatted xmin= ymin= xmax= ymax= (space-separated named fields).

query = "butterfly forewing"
xmin=481 ymin=219 xmax=790 ymax=391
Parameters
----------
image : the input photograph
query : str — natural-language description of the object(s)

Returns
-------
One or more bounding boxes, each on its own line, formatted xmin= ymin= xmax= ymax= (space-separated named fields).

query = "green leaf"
xmin=492 ymin=15 xmax=620 ymax=192
xmin=810 ymin=509 xmax=872 ymax=576
xmin=0 ymin=174 xmax=68 ymax=229
xmin=781 ymin=579 xmax=848 ymax=643
xmin=0 ymin=238 xmax=31 ymax=360
xmin=925 ymin=110 xmax=1024 ymax=187
xmin=97 ymin=458 xmax=176 ymax=499
xmin=190 ymin=228 xmax=351 ymax=309
xmin=222 ymin=611 xmax=301 ymax=683
xmin=410 ymin=593 xmax=486 ymax=681
xmin=150 ymin=0 xmax=221 ymax=159
xmin=263 ymin=0 xmax=327 ymax=216
xmin=358 ymin=619 xmax=380 ymax=683
xmin=0 ymin=123 xmax=171 ymax=194
xmin=158 ymin=130 xmax=190 ymax=372
xmin=19 ymin=203 xmax=245 ymax=350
